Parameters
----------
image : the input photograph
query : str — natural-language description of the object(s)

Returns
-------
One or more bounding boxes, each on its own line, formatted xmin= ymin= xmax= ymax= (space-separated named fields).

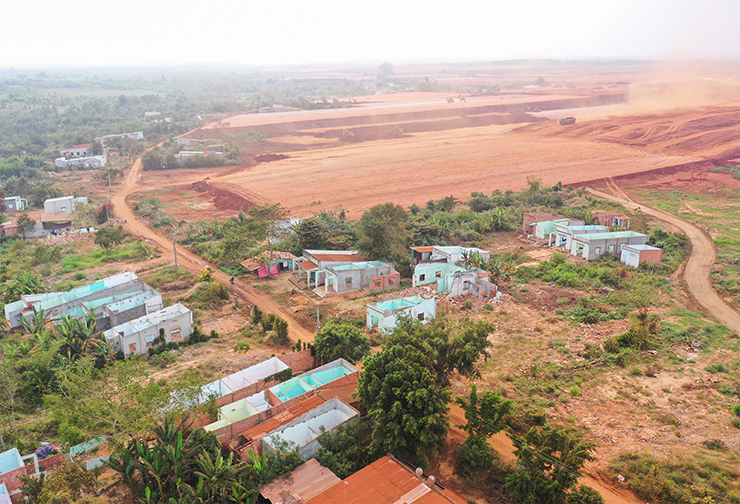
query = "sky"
xmin=2 ymin=0 xmax=740 ymax=68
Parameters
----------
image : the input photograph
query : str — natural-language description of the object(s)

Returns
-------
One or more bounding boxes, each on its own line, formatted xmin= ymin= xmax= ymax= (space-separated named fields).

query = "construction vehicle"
xmin=559 ymin=117 xmax=576 ymax=125
xmin=447 ymin=97 xmax=454 ymax=103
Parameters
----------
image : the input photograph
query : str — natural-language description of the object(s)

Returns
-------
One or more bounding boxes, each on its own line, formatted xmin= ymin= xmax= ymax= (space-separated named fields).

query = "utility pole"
xmin=316 ymin=302 xmax=321 ymax=331
xmin=172 ymin=224 xmax=179 ymax=271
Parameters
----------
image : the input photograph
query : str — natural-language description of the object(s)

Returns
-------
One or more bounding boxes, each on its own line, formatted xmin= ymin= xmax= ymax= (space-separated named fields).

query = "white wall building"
xmin=44 ymin=196 xmax=75 ymax=215
xmin=104 ymin=303 xmax=194 ymax=357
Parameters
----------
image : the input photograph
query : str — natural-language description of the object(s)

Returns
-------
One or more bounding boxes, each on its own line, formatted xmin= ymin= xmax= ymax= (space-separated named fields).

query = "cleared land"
xmin=137 ymin=65 xmax=740 ymax=220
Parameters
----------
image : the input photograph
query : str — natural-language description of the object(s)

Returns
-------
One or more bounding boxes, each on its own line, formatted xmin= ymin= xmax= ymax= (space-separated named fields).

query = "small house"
xmin=552 ymin=224 xmax=608 ymax=249
xmin=592 ymin=210 xmax=630 ymax=229
xmin=571 ymin=231 xmax=649 ymax=261
xmin=241 ymin=251 xmax=297 ymax=277
xmin=620 ymin=244 xmax=664 ymax=268
xmin=367 ymin=296 xmax=436 ymax=332
xmin=522 ymin=212 xmax=566 ymax=235
xmin=295 ymin=250 xmax=368 ymax=288
xmin=59 ymin=143 xmax=93 ymax=158
xmin=322 ymin=261 xmax=399 ymax=296
xmin=55 ymin=155 xmax=106 ymax=169
xmin=534 ymin=218 xmax=583 ymax=240
xmin=44 ymin=196 xmax=76 ymax=215
xmin=103 ymin=303 xmax=193 ymax=357
xmin=413 ymin=262 xmax=496 ymax=298
xmin=3 ymin=196 xmax=26 ymax=212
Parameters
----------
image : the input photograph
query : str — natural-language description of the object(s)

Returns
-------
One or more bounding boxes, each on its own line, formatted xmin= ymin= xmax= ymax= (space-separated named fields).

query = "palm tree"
xmin=21 ymin=306 xmax=49 ymax=335
xmin=56 ymin=316 xmax=102 ymax=360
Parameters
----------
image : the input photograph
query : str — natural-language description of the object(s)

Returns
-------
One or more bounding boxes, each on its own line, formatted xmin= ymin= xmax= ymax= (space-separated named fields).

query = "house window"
xmin=595 ymin=247 xmax=601 ymax=255
xmin=435 ymin=271 xmax=442 ymax=278
xmin=388 ymin=277 xmax=395 ymax=285
xmin=608 ymin=244 xmax=615 ymax=253
xmin=373 ymin=279 xmax=382 ymax=288
xmin=345 ymin=277 xmax=353 ymax=284
xmin=171 ymin=328 xmax=181 ymax=342
xmin=146 ymin=335 xmax=155 ymax=348
xmin=619 ymin=243 xmax=625 ymax=250
xmin=129 ymin=343 xmax=137 ymax=354
xmin=419 ymin=274 xmax=426 ymax=282
xmin=418 ymin=313 xmax=425 ymax=321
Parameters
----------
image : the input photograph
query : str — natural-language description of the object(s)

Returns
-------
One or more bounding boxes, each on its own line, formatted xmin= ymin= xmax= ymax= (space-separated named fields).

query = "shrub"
xmin=189 ymin=280 xmax=230 ymax=310
xmin=567 ymin=485 xmax=605 ymax=504
xmin=462 ymin=300 xmax=474 ymax=310
xmin=454 ymin=436 xmax=497 ymax=478
xmin=234 ymin=342 xmax=250 ymax=353
xmin=732 ymin=404 xmax=740 ymax=418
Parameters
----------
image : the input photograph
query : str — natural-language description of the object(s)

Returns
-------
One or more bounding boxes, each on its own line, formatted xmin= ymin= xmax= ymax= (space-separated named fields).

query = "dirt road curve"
xmin=586 ymin=186 xmax=740 ymax=336
xmin=110 ymin=153 xmax=316 ymax=343
xmin=448 ymin=405 xmax=640 ymax=504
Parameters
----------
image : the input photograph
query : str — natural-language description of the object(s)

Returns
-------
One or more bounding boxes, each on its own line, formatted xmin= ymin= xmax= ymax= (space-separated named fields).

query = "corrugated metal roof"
xmin=410 ymin=246 xmax=435 ymax=253
xmin=261 ymin=459 xmax=341 ymax=504
xmin=304 ymin=455 xmax=466 ymax=504
xmin=298 ymin=260 xmax=318 ymax=271
xmin=311 ymin=254 xmax=368 ymax=262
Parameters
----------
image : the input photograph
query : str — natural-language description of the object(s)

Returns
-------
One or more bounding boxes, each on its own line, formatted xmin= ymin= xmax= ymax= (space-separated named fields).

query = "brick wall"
xmin=38 ymin=453 xmax=65 ymax=472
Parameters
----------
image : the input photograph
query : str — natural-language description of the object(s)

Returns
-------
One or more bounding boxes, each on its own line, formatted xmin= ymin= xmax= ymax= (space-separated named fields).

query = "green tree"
xmin=377 ymin=61 xmax=394 ymax=79
xmin=94 ymin=225 xmax=125 ymax=250
xmin=21 ymin=461 xmax=108 ymax=503
xmin=2 ymin=271 xmax=42 ymax=303
xmin=384 ymin=316 xmax=493 ymax=386
xmin=16 ymin=213 xmax=36 ymax=239
xmin=357 ymin=344 xmax=450 ymax=466
xmin=456 ymin=384 xmax=513 ymax=439
xmin=506 ymin=424 xmax=598 ymax=504
xmin=314 ymin=320 xmax=370 ymax=364
xmin=314 ymin=419 xmax=372 ymax=479
xmin=356 ymin=203 xmax=410 ymax=262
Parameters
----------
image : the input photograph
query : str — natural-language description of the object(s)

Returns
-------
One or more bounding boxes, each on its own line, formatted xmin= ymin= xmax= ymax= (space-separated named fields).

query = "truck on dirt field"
xmin=559 ymin=117 xmax=576 ymax=125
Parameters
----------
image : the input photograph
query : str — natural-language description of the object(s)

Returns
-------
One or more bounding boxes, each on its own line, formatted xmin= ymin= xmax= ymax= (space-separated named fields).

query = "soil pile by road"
xmin=191 ymin=180 xmax=254 ymax=211
xmin=255 ymin=153 xmax=289 ymax=162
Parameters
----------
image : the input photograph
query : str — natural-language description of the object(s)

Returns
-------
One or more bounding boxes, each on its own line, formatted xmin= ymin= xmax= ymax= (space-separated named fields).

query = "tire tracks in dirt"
xmin=110 ymin=144 xmax=315 ymax=343
xmin=586 ymin=185 xmax=740 ymax=335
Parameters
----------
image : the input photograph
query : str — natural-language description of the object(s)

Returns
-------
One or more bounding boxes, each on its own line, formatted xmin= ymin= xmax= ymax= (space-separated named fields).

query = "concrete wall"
xmin=117 ymin=308 xmax=193 ymax=357
xmin=620 ymin=246 xmax=663 ymax=268
xmin=572 ymin=235 xmax=649 ymax=261
xmin=261 ymin=398 xmax=359 ymax=459
xmin=367 ymin=298 xmax=436 ymax=332
xmin=553 ymin=225 xmax=608 ymax=249
xmin=214 ymin=351 xmax=315 ymax=407
xmin=44 ymin=197 xmax=75 ymax=215
xmin=329 ymin=264 xmax=398 ymax=293
xmin=215 ymin=369 xmax=358 ymax=449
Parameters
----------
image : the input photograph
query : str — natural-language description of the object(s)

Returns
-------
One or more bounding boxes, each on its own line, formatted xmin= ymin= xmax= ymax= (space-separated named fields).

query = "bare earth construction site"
xmin=140 ymin=61 xmax=740 ymax=219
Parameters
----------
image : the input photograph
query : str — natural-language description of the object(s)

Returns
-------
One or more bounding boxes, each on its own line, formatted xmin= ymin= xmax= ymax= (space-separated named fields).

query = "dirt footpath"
xmin=110 ymin=147 xmax=315 ymax=343
xmin=586 ymin=185 xmax=740 ymax=335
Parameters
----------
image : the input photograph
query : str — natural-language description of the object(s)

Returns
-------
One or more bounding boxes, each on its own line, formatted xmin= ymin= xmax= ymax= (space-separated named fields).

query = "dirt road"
xmin=109 ymin=150 xmax=316 ymax=343
xmin=586 ymin=185 xmax=740 ymax=335
xmin=448 ymin=404 xmax=640 ymax=504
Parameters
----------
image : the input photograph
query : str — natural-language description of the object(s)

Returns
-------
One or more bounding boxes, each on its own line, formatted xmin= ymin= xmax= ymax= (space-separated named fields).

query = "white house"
xmin=367 ymin=296 xmax=436 ymax=332
xmin=3 ymin=196 xmax=26 ymax=212
xmin=104 ymin=303 xmax=193 ymax=357
xmin=55 ymin=155 xmax=106 ymax=169
xmin=59 ymin=144 xmax=93 ymax=158
xmin=44 ymin=196 xmax=75 ymax=215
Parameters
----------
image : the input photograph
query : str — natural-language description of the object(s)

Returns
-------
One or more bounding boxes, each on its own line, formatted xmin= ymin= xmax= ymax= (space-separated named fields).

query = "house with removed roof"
xmin=59 ymin=143 xmax=93 ymax=158
xmin=261 ymin=398 xmax=359 ymax=459
xmin=104 ymin=303 xmax=193 ymax=357
xmin=0 ymin=447 xmax=40 ymax=500
xmin=204 ymin=359 xmax=358 ymax=446
xmin=260 ymin=459 xmax=341 ymax=504
xmin=570 ymin=231 xmax=649 ymax=261
xmin=535 ymin=219 xmax=584 ymax=240
xmin=413 ymin=261 xmax=496 ymax=298
xmin=3 ymin=196 xmax=26 ymax=212
xmin=367 ymin=296 xmax=436 ymax=332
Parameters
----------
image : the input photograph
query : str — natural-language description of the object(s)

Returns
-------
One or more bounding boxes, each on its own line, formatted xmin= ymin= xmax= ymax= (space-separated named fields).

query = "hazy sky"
xmin=3 ymin=0 xmax=739 ymax=67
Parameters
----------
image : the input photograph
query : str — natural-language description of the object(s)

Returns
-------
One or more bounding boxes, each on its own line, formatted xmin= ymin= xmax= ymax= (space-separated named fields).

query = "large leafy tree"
xmin=314 ymin=419 xmax=372 ymax=479
xmin=384 ymin=316 xmax=493 ymax=386
xmin=94 ymin=225 xmax=125 ymax=250
xmin=357 ymin=344 xmax=450 ymax=466
xmin=314 ymin=320 xmax=370 ymax=364
xmin=506 ymin=424 xmax=598 ymax=504
xmin=356 ymin=203 xmax=410 ymax=262
xmin=16 ymin=213 xmax=36 ymax=239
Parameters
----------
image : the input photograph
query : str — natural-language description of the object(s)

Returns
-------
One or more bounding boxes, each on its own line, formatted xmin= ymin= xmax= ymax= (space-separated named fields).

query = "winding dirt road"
xmin=110 ymin=152 xmax=316 ymax=343
xmin=586 ymin=184 xmax=740 ymax=335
